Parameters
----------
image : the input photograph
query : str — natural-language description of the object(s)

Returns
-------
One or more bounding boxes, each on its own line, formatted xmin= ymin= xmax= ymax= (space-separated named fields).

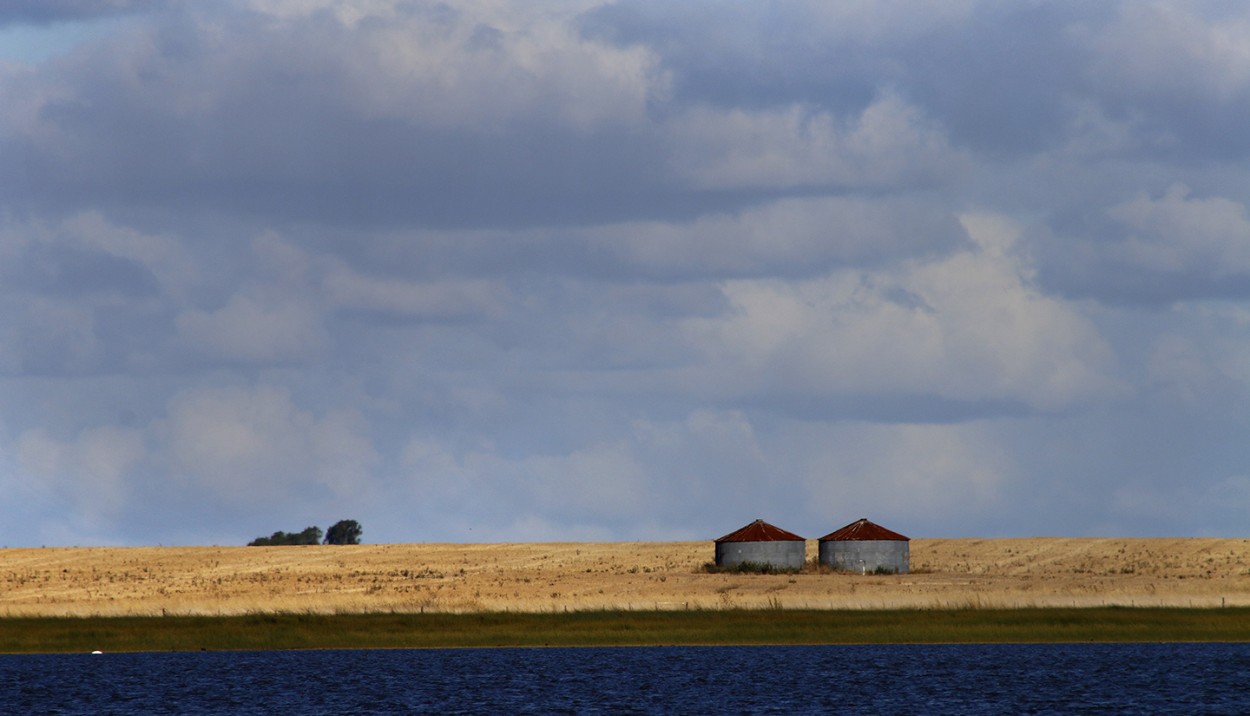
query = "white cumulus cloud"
xmin=667 ymin=93 xmax=964 ymax=190
xmin=686 ymin=213 xmax=1121 ymax=411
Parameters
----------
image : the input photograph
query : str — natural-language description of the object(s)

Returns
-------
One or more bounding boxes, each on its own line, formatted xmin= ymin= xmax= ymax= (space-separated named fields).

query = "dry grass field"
xmin=3 ymin=538 xmax=1250 ymax=617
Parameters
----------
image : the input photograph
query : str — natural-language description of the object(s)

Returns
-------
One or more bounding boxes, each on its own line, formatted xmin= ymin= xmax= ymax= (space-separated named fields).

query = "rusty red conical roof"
xmin=715 ymin=519 xmax=805 ymax=543
xmin=818 ymin=518 xmax=908 ymax=542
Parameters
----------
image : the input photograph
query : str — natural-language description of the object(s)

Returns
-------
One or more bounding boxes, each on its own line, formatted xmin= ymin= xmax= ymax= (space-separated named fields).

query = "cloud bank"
xmin=2 ymin=1 xmax=1250 ymax=545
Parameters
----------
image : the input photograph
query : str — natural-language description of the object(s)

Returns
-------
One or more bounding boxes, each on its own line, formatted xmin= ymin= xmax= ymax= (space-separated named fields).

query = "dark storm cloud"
xmin=583 ymin=1 xmax=1100 ymax=154
xmin=580 ymin=1 xmax=881 ymax=114
xmin=0 ymin=0 xmax=161 ymax=25
xmin=0 ymin=2 xmax=702 ymax=230
xmin=587 ymin=1 xmax=1250 ymax=163
xmin=321 ymin=195 xmax=969 ymax=291
xmin=0 ymin=0 xmax=969 ymax=233
xmin=5 ymin=113 xmax=687 ymax=230
xmin=1030 ymin=183 xmax=1250 ymax=306
xmin=6 ymin=243 xmax=159 ymax=299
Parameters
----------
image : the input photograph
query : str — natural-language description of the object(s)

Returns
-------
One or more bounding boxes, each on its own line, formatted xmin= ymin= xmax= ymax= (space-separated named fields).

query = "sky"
xmin=2 ymin=1 xmax=1250 ymax=547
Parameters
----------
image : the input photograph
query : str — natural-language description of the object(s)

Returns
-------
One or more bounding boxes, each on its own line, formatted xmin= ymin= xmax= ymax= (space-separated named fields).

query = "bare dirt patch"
xmin=3 ymin=538 xmax=1249 ymax=617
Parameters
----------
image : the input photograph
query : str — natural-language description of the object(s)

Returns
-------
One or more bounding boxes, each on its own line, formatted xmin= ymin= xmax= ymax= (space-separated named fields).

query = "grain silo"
xmin=818 ymin=518 xmax=909 ymax=574
xmin=714 ymin=519 xmax=806 ymax=569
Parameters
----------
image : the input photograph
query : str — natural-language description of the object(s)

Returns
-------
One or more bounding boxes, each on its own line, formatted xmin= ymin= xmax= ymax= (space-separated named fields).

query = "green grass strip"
xmin=3 ymin=607 xmax=1250 ymax=653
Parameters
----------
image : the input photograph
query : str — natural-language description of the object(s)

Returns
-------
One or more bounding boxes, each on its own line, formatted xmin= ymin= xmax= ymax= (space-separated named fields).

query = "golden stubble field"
xmin=3 ymin=538 xmax=1250 ymax=617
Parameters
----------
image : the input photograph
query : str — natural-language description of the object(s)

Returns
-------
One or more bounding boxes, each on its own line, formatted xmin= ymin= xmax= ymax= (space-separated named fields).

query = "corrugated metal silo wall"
xmin=715 ymin=541 xmax=806 ymax=569
xmin=819 ymin=540 xmax=909 ymax=574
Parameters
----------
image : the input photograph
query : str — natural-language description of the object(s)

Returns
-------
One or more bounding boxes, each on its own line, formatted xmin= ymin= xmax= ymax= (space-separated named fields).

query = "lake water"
xmin=4 ymin=643 xmax=1249 ymax=714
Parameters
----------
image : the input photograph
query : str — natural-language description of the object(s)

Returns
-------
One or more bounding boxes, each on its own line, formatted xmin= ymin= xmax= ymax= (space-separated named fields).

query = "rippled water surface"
xmin=4 ymin=643 xmax=1250 ymax=714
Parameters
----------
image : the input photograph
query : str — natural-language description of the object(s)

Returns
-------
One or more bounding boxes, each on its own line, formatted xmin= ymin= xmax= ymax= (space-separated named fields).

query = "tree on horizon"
xmin=247 ymin=525 xmax=323 ymax=546
xmin=324 ymin=519 xmax=363 ymax=545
